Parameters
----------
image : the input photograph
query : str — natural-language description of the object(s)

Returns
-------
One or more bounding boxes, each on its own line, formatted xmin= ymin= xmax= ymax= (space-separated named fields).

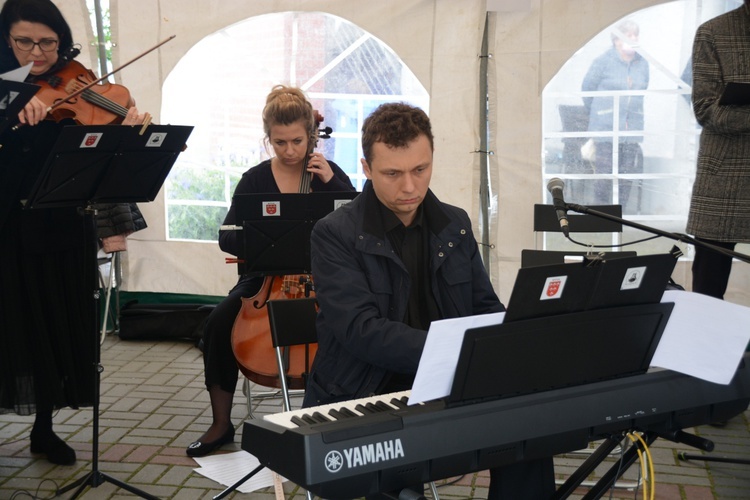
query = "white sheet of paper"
xmin=0 ymin=63 xmax=32 ymax=82
xmin=652 ymin=290 xmax=750 ymax=384
xmin=193 ymin=450 xmax=284 ymax=494
xmin=409 ymin=311 xmax=505 ymax=405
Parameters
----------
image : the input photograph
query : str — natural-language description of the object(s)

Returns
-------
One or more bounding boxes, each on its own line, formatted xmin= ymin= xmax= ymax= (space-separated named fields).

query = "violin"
xmin=230 ymin=112 xmax=330 ymax=390
xmin=36 ymin=59 xmax=134 ymax=125
xmin=9 ymin=36 xmax=174 ymax=131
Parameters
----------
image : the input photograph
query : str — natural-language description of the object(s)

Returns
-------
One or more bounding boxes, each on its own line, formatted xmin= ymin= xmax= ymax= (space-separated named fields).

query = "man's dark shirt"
xmin=379 ymin=202 xmax=440 ymax=392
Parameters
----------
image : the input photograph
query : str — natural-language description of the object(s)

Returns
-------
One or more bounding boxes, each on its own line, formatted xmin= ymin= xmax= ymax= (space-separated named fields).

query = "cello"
xmin=230 ymin=116 xmax=331 ymax=390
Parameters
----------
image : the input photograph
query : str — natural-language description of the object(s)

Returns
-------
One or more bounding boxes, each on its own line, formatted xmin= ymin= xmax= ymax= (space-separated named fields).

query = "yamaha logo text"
xmin=325 ymin=439 xmax=405 ymax=473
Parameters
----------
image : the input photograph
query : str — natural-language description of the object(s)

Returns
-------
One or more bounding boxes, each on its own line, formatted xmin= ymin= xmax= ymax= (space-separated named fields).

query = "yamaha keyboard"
xmin=242 ymin=354 xmax=750 ymax=499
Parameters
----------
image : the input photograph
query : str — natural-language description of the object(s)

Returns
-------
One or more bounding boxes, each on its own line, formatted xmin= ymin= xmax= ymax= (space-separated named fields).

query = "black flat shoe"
xmin=186 ymin=426 xmax=235 ymax=457
xmin=30 ymin=431 xmax=76 ymax=465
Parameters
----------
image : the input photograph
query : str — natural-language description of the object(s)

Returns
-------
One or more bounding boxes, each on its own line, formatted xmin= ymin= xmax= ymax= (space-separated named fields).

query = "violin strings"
xmin=81 ymin=89 xmax=129 ymax=116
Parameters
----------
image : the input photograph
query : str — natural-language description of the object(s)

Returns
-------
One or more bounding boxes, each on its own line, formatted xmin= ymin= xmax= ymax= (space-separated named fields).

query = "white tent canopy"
xmin=46 ymin=0 xmax=748 ymax=306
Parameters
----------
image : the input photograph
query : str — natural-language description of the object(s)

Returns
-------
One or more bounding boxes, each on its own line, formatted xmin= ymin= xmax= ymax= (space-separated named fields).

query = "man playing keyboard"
xmin=303 ymin=102 xmax=555 ymax=499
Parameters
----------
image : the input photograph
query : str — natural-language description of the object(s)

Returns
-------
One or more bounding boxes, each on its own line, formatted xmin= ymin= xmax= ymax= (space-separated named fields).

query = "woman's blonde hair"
xmin=262 ymin=85 xmax=317 ymax=151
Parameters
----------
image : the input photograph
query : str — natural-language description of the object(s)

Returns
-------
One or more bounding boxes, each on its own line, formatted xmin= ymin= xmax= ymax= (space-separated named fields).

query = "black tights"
xmin=692 ymin=238 xmax=736 ymax=300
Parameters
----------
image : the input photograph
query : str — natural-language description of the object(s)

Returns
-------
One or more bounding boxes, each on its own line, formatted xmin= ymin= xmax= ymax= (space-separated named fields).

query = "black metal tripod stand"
xmin=23 ymin=123 xmax=193 ymax=499
xmin=57 ymin=207 xmax=158 ymax=500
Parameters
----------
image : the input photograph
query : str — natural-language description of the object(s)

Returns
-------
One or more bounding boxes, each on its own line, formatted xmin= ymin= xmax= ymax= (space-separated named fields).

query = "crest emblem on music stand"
xmin=541 ymin=275 xmax=567 ymax=300
xmin=80 ymin=132 xmax=102 ymax=148
xmin=262 ymin=201 xmax=280 ymax=216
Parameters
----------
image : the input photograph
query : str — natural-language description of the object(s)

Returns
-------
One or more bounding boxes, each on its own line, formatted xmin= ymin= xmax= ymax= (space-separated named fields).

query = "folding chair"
xmin=263 ymin=298 xmax=317 ymax=500
xmin=266 ymin=298 xmax=318 ymax=413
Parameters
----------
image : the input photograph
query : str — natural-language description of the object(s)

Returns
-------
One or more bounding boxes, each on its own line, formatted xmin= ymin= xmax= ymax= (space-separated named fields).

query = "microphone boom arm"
xmin=565 ymin=202 xmax=750 ymax=264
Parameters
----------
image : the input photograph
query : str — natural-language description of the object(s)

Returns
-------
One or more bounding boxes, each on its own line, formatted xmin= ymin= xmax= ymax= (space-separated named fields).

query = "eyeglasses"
xmin=11 ymin=37 xmax=59 ymax=52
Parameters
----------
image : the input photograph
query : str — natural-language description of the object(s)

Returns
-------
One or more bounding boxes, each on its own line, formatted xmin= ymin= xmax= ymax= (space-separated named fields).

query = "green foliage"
xmin=168 ymin=205 xmax=228 ymax=241
xmin=167 ymin=165 xmax=228 ymax=202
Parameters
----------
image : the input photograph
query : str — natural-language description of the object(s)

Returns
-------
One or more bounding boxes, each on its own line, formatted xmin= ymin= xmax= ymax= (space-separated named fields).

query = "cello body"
xmin=231 ymin=274 xmax=317 ymax=390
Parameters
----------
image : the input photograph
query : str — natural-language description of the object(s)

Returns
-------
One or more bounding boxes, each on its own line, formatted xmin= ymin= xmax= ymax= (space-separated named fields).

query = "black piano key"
xmin=390 ymin=397 xmax=408 ymax=409
xmin=299 ymin=414 xmax=318 ymax=425
xmin=374 ymin=400 xmax=393 ymax=411
xmin=290 ymin=415 xmax=307 ymax=427
xmin=329 ymin=407 xmax=358 ymax=420
xmin=355 ymin=403 xmax=376 ymax=415
xmin=367 ymin=402 xmax=388 ymax=413
xmin=311 ymin=411 xmax=331 ymax=423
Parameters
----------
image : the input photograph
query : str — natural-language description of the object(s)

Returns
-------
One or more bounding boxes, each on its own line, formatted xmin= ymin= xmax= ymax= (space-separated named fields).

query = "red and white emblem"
xmin=80 ymin=132 xmax=102 ymax=148
xmin=540 ymin=275 xmax=567 ymax=300
xmin=262 ymin=201 xmax=280 ymax=216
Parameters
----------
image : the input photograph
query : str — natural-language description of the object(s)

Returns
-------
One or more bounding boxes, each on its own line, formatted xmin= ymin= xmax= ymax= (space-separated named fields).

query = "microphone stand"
xmin=566 ymin=202 xmax=750 ymax=468
xmin=565 ymin=202 xmax=750 ymax=264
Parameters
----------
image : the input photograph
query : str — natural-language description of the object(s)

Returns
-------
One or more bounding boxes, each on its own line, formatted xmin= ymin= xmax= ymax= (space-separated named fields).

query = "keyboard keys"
xmin=264 ymin=390 xmax=412 ymax=429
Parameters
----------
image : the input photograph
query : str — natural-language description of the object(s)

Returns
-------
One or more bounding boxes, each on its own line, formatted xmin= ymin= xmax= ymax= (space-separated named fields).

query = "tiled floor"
xmin=1 ymin=335 xmax=750 ymax=499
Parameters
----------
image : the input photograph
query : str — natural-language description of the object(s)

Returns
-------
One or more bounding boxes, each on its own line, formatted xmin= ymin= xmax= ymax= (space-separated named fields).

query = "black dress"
xmin=0 ymin=120 xmax=97 ymax=415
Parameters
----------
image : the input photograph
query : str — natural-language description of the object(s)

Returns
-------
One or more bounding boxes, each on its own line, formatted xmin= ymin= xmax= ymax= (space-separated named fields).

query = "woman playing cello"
xmin=187 ymin=85 xmax=355 ymax=457
xmin=0 ymin=0 xmax=149 ymax=465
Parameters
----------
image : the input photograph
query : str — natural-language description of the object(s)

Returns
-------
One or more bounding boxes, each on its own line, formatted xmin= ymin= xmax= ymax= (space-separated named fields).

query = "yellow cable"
xmin=632 ymin=432 xmax=656 ymax=500
xmin=626 ymin=433 xmax=649 ymax=497
xmin=627 ymin=432 xmax=656 ymax=500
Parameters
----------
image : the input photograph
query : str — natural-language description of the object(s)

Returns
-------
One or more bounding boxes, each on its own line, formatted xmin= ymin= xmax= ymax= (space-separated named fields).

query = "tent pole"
xmin=92 ymin=0 xmax=109 ymax=79
xmin=479 ymin=12 xmax=492 ymax=272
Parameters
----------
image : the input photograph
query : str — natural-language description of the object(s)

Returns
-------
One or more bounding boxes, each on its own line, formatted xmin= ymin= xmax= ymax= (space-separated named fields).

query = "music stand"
xmin=448 ymin=302 xmax=673 ymax=406
xmin=25 ymin=123 xmax=193 ymax=499
xmin=233 ymin=192 xmax=358 ymax=276
xmin=0 ymin=79 xmax=39 ymax=136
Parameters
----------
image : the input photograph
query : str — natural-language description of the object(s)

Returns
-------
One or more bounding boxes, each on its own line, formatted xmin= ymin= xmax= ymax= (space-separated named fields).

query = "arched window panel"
xmin=161 ymin=11 xmax=428 ymax=241
xmin=540 ymin=0 xmax=742 ymax=255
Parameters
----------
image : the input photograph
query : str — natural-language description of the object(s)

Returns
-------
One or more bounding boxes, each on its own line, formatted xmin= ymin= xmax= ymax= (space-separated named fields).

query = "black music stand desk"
xmin=25 ymin=123 xmax=193 ymax=500
xmin=232 ymin=192 xmax=358 ymax=277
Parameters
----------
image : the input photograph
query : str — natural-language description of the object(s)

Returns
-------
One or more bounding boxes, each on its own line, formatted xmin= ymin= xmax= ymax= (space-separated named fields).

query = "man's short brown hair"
xmin=361 ymin=103 xmax=434 ymax=164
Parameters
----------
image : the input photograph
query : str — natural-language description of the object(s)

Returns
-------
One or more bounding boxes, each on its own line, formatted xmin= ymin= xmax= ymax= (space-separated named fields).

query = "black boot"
xmin=30 ymin=408 xmax=76 ymax=465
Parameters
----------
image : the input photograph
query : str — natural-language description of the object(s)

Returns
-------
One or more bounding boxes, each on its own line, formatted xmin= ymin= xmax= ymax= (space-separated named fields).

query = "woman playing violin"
xmin=0 ymin=0 xmax=148 ymax=465
xmin=187 ymin=85 xmax=355 ymax=457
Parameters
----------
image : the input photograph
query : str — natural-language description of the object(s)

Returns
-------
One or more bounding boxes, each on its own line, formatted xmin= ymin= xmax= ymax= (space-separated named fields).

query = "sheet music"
xmin=651 ymin=290 xmax=750 ymax=384
xmin=1 ymin=64 xmax=33 ymax=112
xmin=409 ymin=312 xmax=505 ymax=405
xmin=193 ymin=450 xmax=285 ymax=494
xmin=0 ymin=62 xmax=32 ymax=82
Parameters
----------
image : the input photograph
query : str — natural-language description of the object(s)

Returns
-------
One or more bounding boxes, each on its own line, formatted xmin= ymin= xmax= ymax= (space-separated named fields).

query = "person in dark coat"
xmin=303 ymin=102 xmax=555 ymax=499
xmin=686 ymin=1 xmax=750 ymax=299
xmin=581 ymin=19 xmax=649 ymax=209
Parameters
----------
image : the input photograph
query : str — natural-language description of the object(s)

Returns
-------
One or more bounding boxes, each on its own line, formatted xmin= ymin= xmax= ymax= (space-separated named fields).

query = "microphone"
xmin=546 ymin=177 xmax=569 ymax=237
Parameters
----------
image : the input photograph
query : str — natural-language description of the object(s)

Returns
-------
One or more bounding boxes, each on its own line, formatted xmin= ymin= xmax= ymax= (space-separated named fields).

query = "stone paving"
xmin=1 ymin=335 xmax=749 ymax=499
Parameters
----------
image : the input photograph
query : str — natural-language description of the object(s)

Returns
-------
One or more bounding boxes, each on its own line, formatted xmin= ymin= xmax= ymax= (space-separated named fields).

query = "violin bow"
xmin=45 ymin=35 xmax=176 ymax=116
